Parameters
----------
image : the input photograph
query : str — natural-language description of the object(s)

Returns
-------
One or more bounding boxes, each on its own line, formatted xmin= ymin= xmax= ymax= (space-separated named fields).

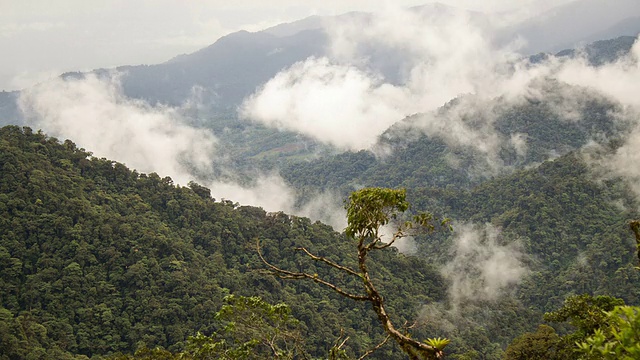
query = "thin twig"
xmin=337 ymin=336 xmax=349 ymax=350
xmin=357 ymin=334 xmax=391 ymax=360
xmin=371 ymin=229 xmax=406 ymax=250
xmin=295 ymin=247 xmax=361 ymax=277
xmin=257 ymin=239 xmax=371 ymax=301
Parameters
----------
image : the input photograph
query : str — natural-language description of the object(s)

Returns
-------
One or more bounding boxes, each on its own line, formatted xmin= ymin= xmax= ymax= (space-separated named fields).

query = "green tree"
xmin=184 ymin=295 xmax=305 ymax=360
xmin=260 ymin=188 xmax=449 ymax=360
xmin=502 ymin=325 xmax=561 ymax=360
xmin=577 ymin=305 xmax=640 ymax=359
xmin=507 ymin=220 xmax=640 ymax=359
xmin=576 ymin=220 xmax=640 ymax=359
xmin=110 ymin=295 xmax=304 ymax=360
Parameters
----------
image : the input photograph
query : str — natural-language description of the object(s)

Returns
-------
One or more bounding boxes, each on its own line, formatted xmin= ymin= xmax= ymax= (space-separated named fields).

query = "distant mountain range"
xmin=0 ymin=0 xmax=637 ymax=119
xmin=109 ymin=0 xmax=639 ymax=108
xmin=0 ymin=1 xmax=637 ymax=176
xmin=502 ymin=0 xmax=640 ymax=53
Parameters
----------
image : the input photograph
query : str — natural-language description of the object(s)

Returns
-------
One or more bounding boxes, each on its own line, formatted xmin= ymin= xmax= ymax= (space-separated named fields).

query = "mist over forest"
xmin=2 ymin=1 xmax=640 ymax=359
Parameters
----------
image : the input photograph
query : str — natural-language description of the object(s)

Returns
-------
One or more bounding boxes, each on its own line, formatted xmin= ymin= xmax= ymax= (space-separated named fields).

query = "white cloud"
xmin=240 ymin=5 xmax=533 ymax=152
xmin=241 ymin=57 xmax=408 ymax=150
xmin=556 ymin=38 xmax=640 ymax=108
xmin=8 ymin=69 xmax=63 ymax=90
xmin=18 ymin=73 xmax=216 ymax=184
xmin=241 ymin=3 xmax=640 ymax=175
xmin=442 ymin=223 xmax=528 ymax=306
xmin=9 ymin=0 xmax=640 ymax=226
xmin=379 ymin=224 xmax=417 ymax=254
xmin=548 ymin=37 xmax=640 ymax=200
xmin=16 ymin=73 xmax=349 ymax=229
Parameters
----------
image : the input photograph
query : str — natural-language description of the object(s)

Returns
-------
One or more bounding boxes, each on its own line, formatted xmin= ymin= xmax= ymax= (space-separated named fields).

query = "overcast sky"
xmin=0 ymin=0 xmax=569 ymax=91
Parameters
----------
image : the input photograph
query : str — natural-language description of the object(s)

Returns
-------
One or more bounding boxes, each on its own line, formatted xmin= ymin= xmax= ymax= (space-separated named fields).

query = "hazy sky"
xmin=0 ymin=0 xmax=568 ymax=91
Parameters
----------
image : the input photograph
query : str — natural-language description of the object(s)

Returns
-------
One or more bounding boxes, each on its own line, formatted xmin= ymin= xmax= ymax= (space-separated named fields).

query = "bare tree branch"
xmin=257 ymin=239 xmax=371 ymax=302
xmin=336 ymin=336 xmax=350 ymax=351
xmin=403 ymin=320 xmax=419 ymax=333
xmin=371 ymin=229 xmax=405 ymax=250
xmin=631 ymin=220 xmax=640 ymax=264
xmin=295 ymin=247 xmax=361 ymax=277
xmin=354 ymin=233 xmax=440 ymax=359
xmin=259 ymin=188 xmax=445 ymax=359
xmin=357 ymin=334 xmax=391 ymax=360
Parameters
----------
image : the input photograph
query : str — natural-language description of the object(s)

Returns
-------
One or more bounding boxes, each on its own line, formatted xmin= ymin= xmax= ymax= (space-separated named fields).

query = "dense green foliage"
xmin=280 ymin=82 xmax=622 ymax=198
xmin=502 ymin=325 xmax=561 ymax=359
xmin=578 ymin=305 xmax=640 ymax=359
xmin=3 ymin=96 xmax=639 ymax=358
xmin=268 ymin=82 xmax=639 ymax=357
xmin=502 ymin=294 xmax=640 ymax=359
xmin=0 ymin=125 xmax=445 ymax=359
xmin=407 ymin=154 xmax=640 ymax=357
xmin=445 ymin=154 xmax=639 ymax=306
xmin=110 ymin=295 xmax=305 ymax=360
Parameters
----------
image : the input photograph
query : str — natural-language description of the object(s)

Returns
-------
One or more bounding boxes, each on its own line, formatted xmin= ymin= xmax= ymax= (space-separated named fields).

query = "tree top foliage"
xmin=345 ymin=188 xmax=409 ymax=240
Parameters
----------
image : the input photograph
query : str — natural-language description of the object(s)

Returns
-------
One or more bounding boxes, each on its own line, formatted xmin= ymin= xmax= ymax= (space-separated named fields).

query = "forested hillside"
xmin=0 ymin=125 xmax=446 ymax=359
xmin=280 ymin=80 xmax=622 ymax=197
xmin=264 ymin=76 xmax=640 ymax=357
xmin=2 ymin=110 xmax=640 ymax=359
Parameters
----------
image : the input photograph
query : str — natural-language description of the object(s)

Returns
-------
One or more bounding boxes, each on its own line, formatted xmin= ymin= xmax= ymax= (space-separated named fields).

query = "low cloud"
xmin=8 ymin=69 xmax=63 ymax=90
xmin=17 ymin=73 xmax=349 ymax=229
xmin=586 ymin=118 xmax=640 ymax=201
xmin=240 ymin=57 xmax=408 ymax=150
xmin=240 ymin=4 xmax=539 ymax=159
xmin=296 ymin=190 xmax=347 ymax=231
xmin=416 ymin=222 xmax=529 ymax=342
xmin=608 ymin=131 xmax=640 ymax=199
xmin=241 ymin=2 xmax=640 ymax=184
xmin=509 ymin=133 xmax=528 ymax=158
xmin=19 ymin=73 xmax=217 ymax=184
xmin=206 ymin=175 xmax=347 ymax=230
xmin=14 ymin=4 xmax=640 ymax=232
xmin=556 ymin=38 xmax=640 ymax=108
xmin=553 ymin=37 xmax=640 ymax=200
xmin=376 ymin=224 xmax=417 ymax=254
xmin=442 ymin=223 xmax=528 ymax=307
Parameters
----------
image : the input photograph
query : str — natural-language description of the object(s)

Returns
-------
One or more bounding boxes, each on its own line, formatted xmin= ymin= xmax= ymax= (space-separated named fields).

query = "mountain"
xmin=2 ymin=35 xmax=635 ymax=180
xmin=2 ymin=31 xmax=640 ymax=359
xmin=115 ymin=29 xmax=328 ymax=107
xmin=584 ymin=16 xmax=640 ymax=44
xmin=503 ymin=0 xmax=640 ymax=53
xmin=555 ymin=35 xmax=638 ymax=66
xmin=3 ymin=91 xmax=639 ymax=358
xmin=0 ymin=3 xmax=637 ymax=123
xmin=0 ymin=125 xmax=445 ymax=359
xmin=2 ymin=3 xmax=640 ymax=359
xmin=280 ymin=80 xmax=624 ymax=197
xmin=114 ymin=2 xmax=494 ymax=107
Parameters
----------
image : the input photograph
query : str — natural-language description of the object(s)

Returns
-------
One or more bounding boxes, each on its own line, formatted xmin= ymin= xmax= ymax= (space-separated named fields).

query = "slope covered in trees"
xmin=280 ymin=80 xmax=623 ymax=197
xmin=268 ymin=80 xmax=640 ymax=357
xmin=3 ymin=117 xmax=639 ymax=359
xmin=416 ymin=153 xmax=639 ymax=324
xmin=0 ymin=125 xmax=446 ymax=359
